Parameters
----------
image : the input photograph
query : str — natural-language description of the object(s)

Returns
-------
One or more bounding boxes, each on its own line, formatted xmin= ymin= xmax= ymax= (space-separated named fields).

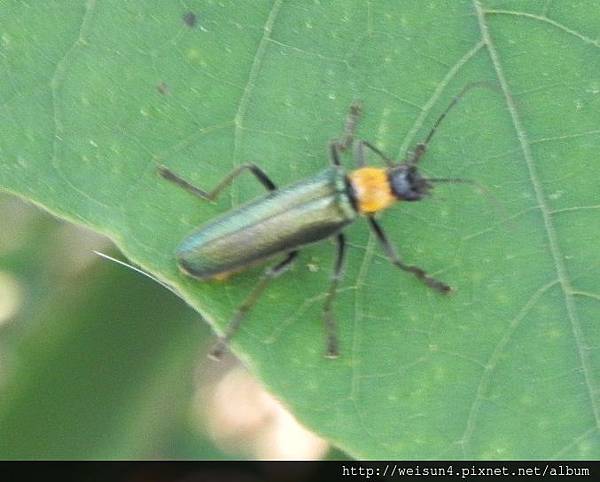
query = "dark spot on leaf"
xmin=183 ymin=11 xmax=197 ymax=28
xmin=157 ymin=82 xmax=170 ymax=96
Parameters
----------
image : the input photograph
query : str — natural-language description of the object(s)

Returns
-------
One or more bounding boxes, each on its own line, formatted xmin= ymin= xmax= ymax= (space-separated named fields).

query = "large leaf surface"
xmin=1 ymin=0 xmax=599 ymax=458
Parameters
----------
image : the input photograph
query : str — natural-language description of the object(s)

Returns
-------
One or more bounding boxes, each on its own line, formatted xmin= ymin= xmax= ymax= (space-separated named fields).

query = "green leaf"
xmin=1 ymin=0 xmax=599 ymax=459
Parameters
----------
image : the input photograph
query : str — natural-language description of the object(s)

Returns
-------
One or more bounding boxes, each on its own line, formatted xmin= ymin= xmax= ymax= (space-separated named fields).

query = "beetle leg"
xmin=329 ymin=141 xmax=342 ymax=166
xmin=407 ymin=143 xmax=427 ymax=165
xmin=158 ymin=163 xmax=276 ymax=202
xmin=328 ymin=101 xmax=363 ymax=166
xmin=209 ymin=251 xmax=299 ymax=360
xmin=158 ymin=165 xmax=213 ymax=200
xmin=322 ymin=233 xmax=346 ymax=358
xmin=338 ymin=101 xmax=363 ymax=151
xmin=367 ymin=216 xmax=452 ymax=294
xmin=353 ymin=140 xmax=366 ymax=167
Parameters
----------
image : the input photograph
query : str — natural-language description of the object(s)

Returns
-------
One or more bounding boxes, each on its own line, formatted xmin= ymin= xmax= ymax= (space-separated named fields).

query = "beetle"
xmin=159 ymin=86 xmax=481 ymax=359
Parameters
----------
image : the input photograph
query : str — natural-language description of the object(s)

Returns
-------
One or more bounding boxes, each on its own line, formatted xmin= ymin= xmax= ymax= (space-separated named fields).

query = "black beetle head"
xmin=388 ymin=164 xmax=432 ymax=201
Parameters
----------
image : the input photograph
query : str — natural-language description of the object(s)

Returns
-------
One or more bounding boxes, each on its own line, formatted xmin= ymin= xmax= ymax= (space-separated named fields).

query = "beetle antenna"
xmin=427 ymin=177 xmax=475 ymax=184
xmin=427 ymin=178 xmax=509 ymax=225
xmin=409 ymin=81 xmax=499 ymax=166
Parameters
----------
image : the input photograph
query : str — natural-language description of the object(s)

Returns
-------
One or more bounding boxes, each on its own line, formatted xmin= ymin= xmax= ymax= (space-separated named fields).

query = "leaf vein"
xmin=396 ymin=40 xmax=485 ymax=159
xmin=231 ymin=0 xmax=283 ymax=205
xmin=551 ymin=426 xmax=599 ymax=459
xmin=50 ymin=0 xmax=108 ymax=213
xmin=485 ymin=8 xmax=600 ymax=49
xmin=474 ymin=0 xmax=600 ymax=437
xmin=458 ymin=273 xmax=560 ymax=455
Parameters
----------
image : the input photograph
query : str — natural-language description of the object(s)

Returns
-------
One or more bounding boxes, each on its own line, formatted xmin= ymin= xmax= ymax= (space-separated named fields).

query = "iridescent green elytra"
xmin=176 ymin=166 xmax=355 ymax=280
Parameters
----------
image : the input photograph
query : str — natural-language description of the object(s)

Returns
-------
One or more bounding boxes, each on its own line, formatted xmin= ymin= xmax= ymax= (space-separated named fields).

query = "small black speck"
xmin=183 ymin=11 xmax=197 ymax=28
xmin=157 ymin=82 xmax=170 ymax=96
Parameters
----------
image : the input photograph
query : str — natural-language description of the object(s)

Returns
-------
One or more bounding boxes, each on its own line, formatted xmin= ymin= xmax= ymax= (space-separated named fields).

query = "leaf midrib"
xmin=473 ymin=0 xmax=600 ymax=448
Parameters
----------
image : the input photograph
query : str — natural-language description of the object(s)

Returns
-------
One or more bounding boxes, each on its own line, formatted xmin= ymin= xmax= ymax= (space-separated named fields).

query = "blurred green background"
xmin=0 ymin=192 xmax=333 ymax=459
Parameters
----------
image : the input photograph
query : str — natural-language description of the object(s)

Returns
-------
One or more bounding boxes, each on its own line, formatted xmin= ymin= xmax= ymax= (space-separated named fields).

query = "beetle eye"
xmin=390 ymin=166 xmax=429 ymax=201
